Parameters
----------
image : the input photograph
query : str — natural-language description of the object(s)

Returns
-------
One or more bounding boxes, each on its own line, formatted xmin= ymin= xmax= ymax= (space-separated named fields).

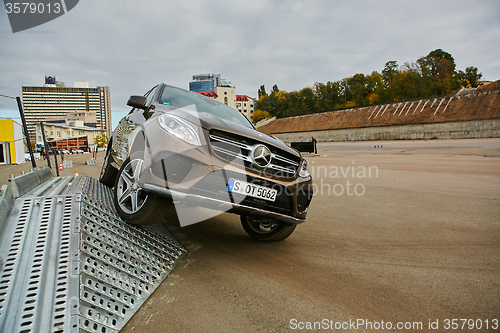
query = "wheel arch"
xmin=129 ymin=129 xmax=147 ymax=161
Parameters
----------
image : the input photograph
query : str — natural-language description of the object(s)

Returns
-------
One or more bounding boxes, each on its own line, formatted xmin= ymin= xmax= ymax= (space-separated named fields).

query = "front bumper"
xmin=142 ymin=182 xmax=306 ymax=224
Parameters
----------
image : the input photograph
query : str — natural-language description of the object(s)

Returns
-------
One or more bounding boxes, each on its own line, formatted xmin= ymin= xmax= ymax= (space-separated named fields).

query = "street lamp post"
xmin=16 ymin=96 xmax=36 ymax=169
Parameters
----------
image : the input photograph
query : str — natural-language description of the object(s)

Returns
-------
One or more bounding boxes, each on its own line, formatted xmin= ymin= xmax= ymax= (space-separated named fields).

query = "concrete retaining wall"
xmin=270 ymin=119 xmax=500 ymax=143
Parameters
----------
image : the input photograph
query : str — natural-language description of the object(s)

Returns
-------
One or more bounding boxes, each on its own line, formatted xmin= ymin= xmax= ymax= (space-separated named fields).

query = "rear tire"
xmin=99 ymin=150 xmax=118 ymax=187
xmin=240 ymin=215 xmax=296 ymax=241
xmin=114 ymin=157 xmax=171 ymax=225
xmin=99 ymin=139 xmax=118 ymax=187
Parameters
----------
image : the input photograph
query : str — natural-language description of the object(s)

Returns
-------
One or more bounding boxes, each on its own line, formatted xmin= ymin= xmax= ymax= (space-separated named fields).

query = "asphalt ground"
xmin=1 ymin=139 xmax=499 ymax=332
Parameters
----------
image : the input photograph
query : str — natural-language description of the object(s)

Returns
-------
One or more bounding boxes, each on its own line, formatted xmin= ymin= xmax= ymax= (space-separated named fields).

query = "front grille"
xmin=209 ymin=129 xmax=300 ymax=178
xmin=189 ymin=170 xmax=294 ymax=216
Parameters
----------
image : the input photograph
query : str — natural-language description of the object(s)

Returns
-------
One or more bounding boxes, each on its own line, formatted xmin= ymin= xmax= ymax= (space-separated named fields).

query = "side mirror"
xmin=127 ymin=95 xmax=147 ymax=109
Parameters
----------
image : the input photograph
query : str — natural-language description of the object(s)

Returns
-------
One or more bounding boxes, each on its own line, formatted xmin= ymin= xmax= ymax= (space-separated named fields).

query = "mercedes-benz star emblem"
xmin=253 ymin=145 xmax=272 ymax=167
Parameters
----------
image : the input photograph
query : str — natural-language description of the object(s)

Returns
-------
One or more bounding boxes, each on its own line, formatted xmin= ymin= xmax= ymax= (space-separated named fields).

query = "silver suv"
xmin=100 ymin=83 xmax=313 ymax=241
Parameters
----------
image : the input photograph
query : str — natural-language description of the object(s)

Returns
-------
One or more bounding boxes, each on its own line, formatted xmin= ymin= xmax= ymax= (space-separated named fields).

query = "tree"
xmin=392 ymin=62 xmax=423 ymax=100
xmin=366 ymin=71 xmax=384 ymax=104
xmin=339 ymin=78 xmax=351 ymax=105
xmin=464 ymin=66 xmax=482 ymax=87
xmin=252 ymin=110 xmax=271 ymax=124
xmin=94 ymin=130 xmax=108 ymax=148
xmin=285 ymin=91 xmax=302 ymax=116
xmin=348 ymin=73 xmax=368 ymax=107
xmin=382 ymin=61 xmax=398 ymax=101
xmin=417 ymin=49 xmax=458 ymax=95
xmin=314 ymin=81 xmax=342 ymax=112
xmin=299 ymin=87 xmax=316 ymax=114
xmin=258 ymin=85 xmax=267 ymax=99
xmin=257 ymin=49 xmax=481 ymax=117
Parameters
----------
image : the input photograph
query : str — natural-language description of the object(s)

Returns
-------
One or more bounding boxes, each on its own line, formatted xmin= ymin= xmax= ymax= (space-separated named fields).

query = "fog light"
xmin=298 ymin=160 xmax=310 ymax=178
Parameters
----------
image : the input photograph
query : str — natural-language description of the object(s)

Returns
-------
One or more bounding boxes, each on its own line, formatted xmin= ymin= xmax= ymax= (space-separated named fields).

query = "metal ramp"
xmin=0 ymin=176 xmax=185 ymax=333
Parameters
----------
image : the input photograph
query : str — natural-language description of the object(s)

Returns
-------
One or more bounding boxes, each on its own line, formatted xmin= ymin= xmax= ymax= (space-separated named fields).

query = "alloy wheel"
xmin=116 ymin=159 xmax=148 ymax=214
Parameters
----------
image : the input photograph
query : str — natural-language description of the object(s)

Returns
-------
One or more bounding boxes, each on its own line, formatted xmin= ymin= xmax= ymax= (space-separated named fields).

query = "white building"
xmin=235 ymin=95 xmax=255 ymax=120
xmin=214 ymin=85 xmax=237 ymax=108
xmin=193 ymin=78 xmax=255 ymax=120
xmin=35 ymin=119 xmax=102 ymax=146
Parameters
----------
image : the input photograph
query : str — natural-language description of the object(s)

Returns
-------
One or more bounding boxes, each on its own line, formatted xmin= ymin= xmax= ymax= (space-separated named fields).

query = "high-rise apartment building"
xmin=22 ymin=77 xmax=112 ymax=142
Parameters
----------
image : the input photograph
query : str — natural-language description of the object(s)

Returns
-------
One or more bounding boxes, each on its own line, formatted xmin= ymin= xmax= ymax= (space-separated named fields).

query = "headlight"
xmin=298 ymin=159 xmax=310 ymax=178
xmin=158 ymin=114 xmax=202 ymax=146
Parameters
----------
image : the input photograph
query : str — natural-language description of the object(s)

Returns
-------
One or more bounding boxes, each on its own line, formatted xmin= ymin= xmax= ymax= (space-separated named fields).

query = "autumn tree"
xmin=417 ymin=49 xmax=460 ymax=95
xmin=94 ymin=130 xmax=108 ymax=148
xmin=366 ymin=71 xmax=384 ymax=104
xmin=252 ymin=110 xmax=271 ymax=124
xmin=256 ymin=84 xmax=281 ymax=117
xmin=255 ymin=49 xmax=480 ymax=117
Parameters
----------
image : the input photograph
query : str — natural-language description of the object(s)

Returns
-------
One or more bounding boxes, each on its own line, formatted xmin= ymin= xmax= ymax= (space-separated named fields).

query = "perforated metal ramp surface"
xmin=0 ymin=176 xmax=185 ymax=333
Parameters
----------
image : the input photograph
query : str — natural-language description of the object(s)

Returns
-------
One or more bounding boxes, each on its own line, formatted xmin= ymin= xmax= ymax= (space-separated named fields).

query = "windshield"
xmin=159 ymin=85 xmax=254 ymax=129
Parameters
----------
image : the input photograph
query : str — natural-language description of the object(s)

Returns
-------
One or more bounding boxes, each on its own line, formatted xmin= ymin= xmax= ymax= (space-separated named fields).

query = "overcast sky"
xmin=1 ymin=0 xmax=499 ymax=128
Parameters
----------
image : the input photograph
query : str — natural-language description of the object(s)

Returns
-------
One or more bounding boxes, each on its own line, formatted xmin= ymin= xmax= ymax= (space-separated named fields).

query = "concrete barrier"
xmin=38 ymin=167 xmax=52 ymax=183
xmin=10 ymin=167 xmax=53 ymax=198
xmin=0 ymin=185 xmax=14 ymax=229
xmin=10 ymin=170 xmax=40 ymax=198
xmin=271 ymin=119 xmax=500 ymax=143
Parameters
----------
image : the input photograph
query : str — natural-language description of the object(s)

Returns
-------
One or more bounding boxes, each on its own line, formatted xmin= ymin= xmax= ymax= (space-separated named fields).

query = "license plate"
xmin=227 ymin=179 xmax=277 ymax=202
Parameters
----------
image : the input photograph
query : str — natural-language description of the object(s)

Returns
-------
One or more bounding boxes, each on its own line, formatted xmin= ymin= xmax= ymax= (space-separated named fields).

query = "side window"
xmin=145 ymin=86 xmax=158 ymax=107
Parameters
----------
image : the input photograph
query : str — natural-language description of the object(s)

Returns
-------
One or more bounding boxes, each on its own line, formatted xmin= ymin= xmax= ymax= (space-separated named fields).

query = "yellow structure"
xmin=0 ymin=119 xmax=25 ymax=165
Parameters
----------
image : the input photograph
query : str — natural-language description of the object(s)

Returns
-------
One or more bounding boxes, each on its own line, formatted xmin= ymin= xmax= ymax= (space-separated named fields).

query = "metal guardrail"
xmin=0 ymin=175 xmax=185 ymax=333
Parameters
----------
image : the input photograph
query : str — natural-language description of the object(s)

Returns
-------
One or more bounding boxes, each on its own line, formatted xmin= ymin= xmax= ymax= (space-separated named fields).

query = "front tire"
xmin=240 ymin=215 xmax=296 ymax=241
xmin=114 ymin=157 xmax=170 ymax=225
